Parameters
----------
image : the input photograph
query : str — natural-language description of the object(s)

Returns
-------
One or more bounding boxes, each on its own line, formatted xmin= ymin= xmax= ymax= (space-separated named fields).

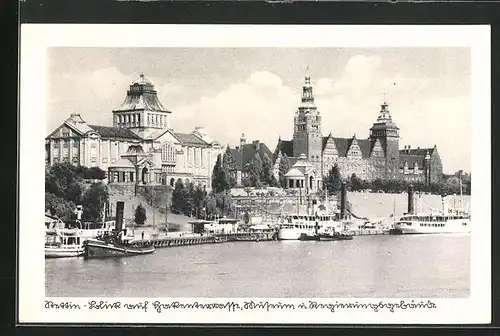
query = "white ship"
xmin=45 ymin=228 xmax=86 ymax=258
xmin=277 ymin=213 xmax=344 ymax=240
xmin=393 ymin=207 xmax=470 ymax=234
xmin=393 ymin=180 xmax=470 ymax=235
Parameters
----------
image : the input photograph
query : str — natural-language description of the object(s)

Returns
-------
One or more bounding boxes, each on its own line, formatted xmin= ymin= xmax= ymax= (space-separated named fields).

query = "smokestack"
xmin=340 ymin=181 xmax=347 ymax=220
xmin=408 ymin=184 xmax=414 ymax=214
xmin=115 ymin=201 xmax=125 ymax=232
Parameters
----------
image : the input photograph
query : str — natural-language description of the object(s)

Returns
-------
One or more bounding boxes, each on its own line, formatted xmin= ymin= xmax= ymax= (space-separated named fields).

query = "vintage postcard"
xmin=19 ymin=24 xmax=490 ymax=325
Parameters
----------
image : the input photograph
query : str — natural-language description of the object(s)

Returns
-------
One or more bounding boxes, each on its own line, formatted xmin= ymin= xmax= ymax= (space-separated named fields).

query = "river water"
xmin=46 ymin=233 xmax=470 ymax=298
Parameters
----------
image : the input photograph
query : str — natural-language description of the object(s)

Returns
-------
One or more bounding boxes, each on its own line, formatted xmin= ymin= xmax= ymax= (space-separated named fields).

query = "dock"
xmin=130 ymin=232 xmax=277 ymax=249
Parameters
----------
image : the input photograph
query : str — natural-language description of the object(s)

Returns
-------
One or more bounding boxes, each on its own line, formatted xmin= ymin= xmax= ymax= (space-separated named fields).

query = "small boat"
xmin=45 ymin=228 xmax=85 ymax=258
xmin=83 ymin=229 xmax=155 ymax=259
xmin=317 ymin=232 xmax=354 ymax=241
xmin=299 ymin=233 xmax=319 ymax=241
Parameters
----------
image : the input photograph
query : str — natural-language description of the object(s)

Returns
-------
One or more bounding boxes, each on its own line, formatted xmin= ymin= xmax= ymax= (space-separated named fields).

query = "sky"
xmin=46 ymin=47 xmax=471 ymax=174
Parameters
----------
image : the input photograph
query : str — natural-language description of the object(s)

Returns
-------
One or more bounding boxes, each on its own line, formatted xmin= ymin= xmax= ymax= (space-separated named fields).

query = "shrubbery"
xmin=45 ymin=163 xmax=109 ymax=222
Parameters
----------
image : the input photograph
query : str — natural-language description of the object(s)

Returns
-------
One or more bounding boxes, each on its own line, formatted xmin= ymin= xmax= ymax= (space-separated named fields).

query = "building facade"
xmin=46 ymin=74 xmax=224 ymax=189
xmin=227 ymin=134 xmax=274 ymax=186
xmin=273 ymin=76 xmax=443 ymax=185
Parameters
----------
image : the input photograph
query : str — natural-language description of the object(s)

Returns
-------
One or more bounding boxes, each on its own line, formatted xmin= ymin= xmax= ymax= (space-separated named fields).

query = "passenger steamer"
xmin=392 ymin=182 xmax=470 ymax=234
xmin=278 ymin=183 xmax=350 ymax=241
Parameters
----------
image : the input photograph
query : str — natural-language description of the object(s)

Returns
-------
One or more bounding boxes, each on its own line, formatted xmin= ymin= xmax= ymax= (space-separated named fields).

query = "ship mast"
xmin=459 ymin=172 xmax=464 ymax=210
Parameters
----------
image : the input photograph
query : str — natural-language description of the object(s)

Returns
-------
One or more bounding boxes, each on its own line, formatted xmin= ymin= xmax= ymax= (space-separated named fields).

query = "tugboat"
xmin=317 ymin=226 xmax=353 ymax=241
xmin=83 ymin=201 xmax=155 ymax=259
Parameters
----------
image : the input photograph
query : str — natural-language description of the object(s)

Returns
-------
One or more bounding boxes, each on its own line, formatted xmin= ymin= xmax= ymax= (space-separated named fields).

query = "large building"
xmin=45 ymin=74 xmax=224 ymax=189
xmin=273 ymin=75 xmax=443 ymax=185
xmin=227 ymin=134 xmax=274 ymax=186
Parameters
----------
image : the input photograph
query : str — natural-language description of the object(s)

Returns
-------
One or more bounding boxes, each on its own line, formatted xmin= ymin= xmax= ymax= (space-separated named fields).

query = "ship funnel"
xmin=340 ymin=181 xmax=347 ymax=220
xmin=407 ymin=184 xmax=414 ymax=214
xmin=115 ymin=201 xmax=125 ymax=232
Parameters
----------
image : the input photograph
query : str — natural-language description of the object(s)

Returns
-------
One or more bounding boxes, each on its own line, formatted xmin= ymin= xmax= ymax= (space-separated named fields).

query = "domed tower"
xmin=112 ymin=73 xmax=172 ymax=138
xmin=369 ymin=101 xmax=400 ymax=179
xmin=293 ymin=74 xmax=322 ymax=174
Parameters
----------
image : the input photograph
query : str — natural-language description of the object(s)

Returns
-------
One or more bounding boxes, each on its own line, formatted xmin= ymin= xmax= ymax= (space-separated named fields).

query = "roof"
xmin=123 ymin=144 xmax=146 ymax=156
xmin=89 ymin=125 xmax=143 ymax=140
xmin=275 ymin=139 xmax=294 ymax=158
xmin=116 ymin=93 xmax=168 ymax=112
xmin=399 ymin=154 xmax=425 ymax=168
xmin=284 ymin=168 xmax=304 ymax=177
xmin=325 ymin=137 xmax=372 ymax=158
xmin=174 ymin=133 xmax=209 ymax=146
xmin=229 ymin=141 xmax=274 ymax=170
xmin=132 ymin=73 xmax=153 ymax=86
xmin=399 ymin=147 xmax=434 ymax=156
xmin=110 ymin=157 xmax=135 ymax=168
xmin=114 ymin=74 xmax=169 ymax=112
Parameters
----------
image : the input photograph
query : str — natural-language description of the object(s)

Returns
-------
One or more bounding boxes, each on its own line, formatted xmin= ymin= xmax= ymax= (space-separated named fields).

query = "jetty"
xmin=130 ymin=232 xmax=276 ymax=249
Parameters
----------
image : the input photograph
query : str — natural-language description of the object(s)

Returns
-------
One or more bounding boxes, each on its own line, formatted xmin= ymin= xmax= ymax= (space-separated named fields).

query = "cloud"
xmin=47 ymin=54 xmax=470 ymax=174
xmin=171 ymin=71 xmax=298 ymax=149
xmin=47 ymin=67 xmax=184 ymax=131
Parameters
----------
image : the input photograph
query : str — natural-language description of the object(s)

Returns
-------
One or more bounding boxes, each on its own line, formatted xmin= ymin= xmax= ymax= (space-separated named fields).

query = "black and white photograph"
xmin=19 ymin=24 xmax=490 ymax=325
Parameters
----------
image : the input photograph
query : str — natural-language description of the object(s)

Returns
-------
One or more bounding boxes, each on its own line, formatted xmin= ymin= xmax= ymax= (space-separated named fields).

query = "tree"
xmin=81 ymin=182 xmax=109 ymax=222
xmin=212 ymin=154 xmax=231 ymax=193
xmin=45 ymin=192 xmax=76 ymax=221
xmin=278 ymin=154 xmax=291 ymax=189
xmin=222 ymin=147 xmax=237 ymax=188
xmin=324 ymin=164 xmax=342 ymax=195
xmin=134 ymin=204 xmax=147 ymax=225
xmin=261 ymin=153 xmax=276 ymax=187
xmin=247 ymin=153 xmax=263 ymax=188
xmin=350 ymin=173 xmax=363 ymax=191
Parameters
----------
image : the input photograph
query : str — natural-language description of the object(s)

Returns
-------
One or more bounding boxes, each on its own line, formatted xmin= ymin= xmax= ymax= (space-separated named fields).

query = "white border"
xmin=19 ymin=24 xmax=491 ymax=324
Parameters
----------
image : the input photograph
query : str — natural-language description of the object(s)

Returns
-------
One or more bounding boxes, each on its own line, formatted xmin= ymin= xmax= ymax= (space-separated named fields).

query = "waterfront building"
xmin=45 ymin=74 xmax=224 ymax=189
xmin=284 ymin=153 xmax=322 ymax=194
xmin=227 ymin=134 xmax=274 ymax=186
xmin=273 ymin=75 xmax=443 ymax=184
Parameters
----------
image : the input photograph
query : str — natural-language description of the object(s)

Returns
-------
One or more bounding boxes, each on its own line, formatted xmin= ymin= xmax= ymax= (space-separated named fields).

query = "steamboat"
xmin=83 ymin=201 xmax=155 ymax=259
xmin=392 ymin=183 xmax=471 ymax=235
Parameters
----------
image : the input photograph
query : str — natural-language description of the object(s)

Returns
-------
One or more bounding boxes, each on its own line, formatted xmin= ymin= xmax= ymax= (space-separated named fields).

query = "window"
xmin=161 ymin=143 xmax=175 ymax=162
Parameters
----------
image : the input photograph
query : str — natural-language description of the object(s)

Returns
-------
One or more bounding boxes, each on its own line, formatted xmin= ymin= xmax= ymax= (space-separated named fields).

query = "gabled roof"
xmin=110 ymin=157 xmax=135 ymax=168
xmin=174 ymin=133 xmax=210 ymax=146
xmin=275 ymin=139 xmax=294 ymax=158
xmin=229 ymin=141 xmax=274 ymax=170
xmin=89 ymin=125 xmax=143 ymax=140
xmin=329 ymin=137 xmax=371 ymax=158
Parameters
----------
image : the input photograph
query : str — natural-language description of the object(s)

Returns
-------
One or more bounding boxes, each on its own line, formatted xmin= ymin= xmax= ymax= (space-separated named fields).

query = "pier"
xmin=130 ymin=232 xmax=277 ymax=249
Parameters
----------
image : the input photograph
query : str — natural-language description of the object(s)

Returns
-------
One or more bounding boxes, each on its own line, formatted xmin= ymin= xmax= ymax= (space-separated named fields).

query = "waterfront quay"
xmin=130 ymin=231 xmax=277 ymax=249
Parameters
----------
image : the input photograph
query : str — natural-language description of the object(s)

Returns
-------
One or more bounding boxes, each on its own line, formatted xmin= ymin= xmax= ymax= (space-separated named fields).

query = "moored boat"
xmin=83 ymin=235 xmax=155 ymax=259
xmin=83 ymin=201 xmax=155 ymax=259
xmin=392 ymin=184 xmax=470 ymax=235
xmin=45 ymin=228 xmax=85 ymax=258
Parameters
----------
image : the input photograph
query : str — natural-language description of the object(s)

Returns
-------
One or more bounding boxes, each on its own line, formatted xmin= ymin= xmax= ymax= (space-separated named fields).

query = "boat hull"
xmin=318 ymin=234 xmax=353 ymax=241
xmin=299 ymin=233 xmax=319 ymax=241
xmin=45 ymin=247 xmax=84 ymax=258
xmin=83 ymin=241 xmax=155 ymax=259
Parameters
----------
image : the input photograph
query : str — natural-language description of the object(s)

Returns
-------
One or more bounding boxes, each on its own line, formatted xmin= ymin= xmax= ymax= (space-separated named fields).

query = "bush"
xmin=134 ymin=204 xmax=147 ymax=225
